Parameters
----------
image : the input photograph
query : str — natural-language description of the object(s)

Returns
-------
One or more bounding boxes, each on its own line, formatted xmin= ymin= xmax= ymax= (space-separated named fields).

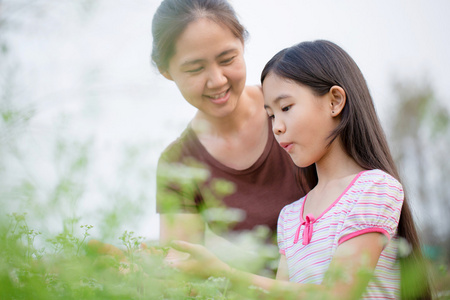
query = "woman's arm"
xmin=160 ymin=213 xmax=205 ymax=260
xmin=160 ymin=213 xmax=205 ymax=245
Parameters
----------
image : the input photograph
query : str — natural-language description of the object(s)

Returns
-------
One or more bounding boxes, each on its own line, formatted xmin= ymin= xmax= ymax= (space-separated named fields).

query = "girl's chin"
xmin=291 ymin=157 xmax=311 ymax=168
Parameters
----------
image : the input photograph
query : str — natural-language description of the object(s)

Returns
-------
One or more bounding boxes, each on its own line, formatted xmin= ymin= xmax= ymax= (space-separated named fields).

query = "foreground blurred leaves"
xmin=0 ymin=212 xmax=281 ymax=299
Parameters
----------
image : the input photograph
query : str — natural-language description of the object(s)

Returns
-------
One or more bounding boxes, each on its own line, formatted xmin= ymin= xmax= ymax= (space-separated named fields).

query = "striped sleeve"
xmin=277 ymin=205 xmax=288 ymax=255
xmin=338 ymin=170 xmax=404 ymax=245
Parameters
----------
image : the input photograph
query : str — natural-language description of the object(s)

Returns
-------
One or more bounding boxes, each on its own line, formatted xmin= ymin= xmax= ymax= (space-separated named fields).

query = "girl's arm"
xmin=323 ymin=232 xmax=385 ymax=299
xmin=170 ymin=232 xmax=385 ymax=299
xmin=169 ymin=240 xmax=318 ymax=298
xmin=275 ymin=254 xmax=289 ymax=281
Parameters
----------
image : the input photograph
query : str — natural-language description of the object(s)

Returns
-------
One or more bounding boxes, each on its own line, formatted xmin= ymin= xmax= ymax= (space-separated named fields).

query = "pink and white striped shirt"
xmin=277 ymin=169 xmax=403 ymax=299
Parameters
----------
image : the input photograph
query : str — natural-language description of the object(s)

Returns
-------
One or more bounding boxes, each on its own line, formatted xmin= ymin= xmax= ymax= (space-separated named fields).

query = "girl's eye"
xmin=282 ymin=105 xmax=292 ymax=112
xmin=267 ymin=114 xmax=275 ymax=120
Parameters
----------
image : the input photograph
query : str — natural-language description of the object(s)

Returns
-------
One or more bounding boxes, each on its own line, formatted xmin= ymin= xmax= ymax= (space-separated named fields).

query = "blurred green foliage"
xmin=0 ymin=211 xmax=277 ymax=299
xmin=390 ymin=79 xmax=450 ymax=259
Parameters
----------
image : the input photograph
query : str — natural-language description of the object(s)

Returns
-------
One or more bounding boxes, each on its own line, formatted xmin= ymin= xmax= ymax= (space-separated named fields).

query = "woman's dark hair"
xmin=261 ymin=40 xmax=432 ymax=299
xmin=151 ymin=0 xmax=248 ymax=72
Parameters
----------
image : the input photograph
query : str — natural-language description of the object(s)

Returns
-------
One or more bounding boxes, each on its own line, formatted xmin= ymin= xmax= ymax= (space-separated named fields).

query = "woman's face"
xmin=263 ymin=73 xmax=337 ymax=168
xmin=164 ymin=18 xmax=246 ymax=119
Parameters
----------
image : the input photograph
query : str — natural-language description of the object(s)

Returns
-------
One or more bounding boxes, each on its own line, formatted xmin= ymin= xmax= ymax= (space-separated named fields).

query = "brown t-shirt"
xmin=156 ymin=121 xmax=308 ymax=240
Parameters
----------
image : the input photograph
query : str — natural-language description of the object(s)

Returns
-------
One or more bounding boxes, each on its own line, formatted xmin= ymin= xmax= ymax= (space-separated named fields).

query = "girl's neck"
xmin=304 ymin=139 xmax=365 ymax=218
xmin=314 ymin=139 xmax=365 ymax=187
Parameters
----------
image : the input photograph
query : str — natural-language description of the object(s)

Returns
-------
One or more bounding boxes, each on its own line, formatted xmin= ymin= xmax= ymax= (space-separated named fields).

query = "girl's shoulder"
xmin=359 ymin=169 xmax=401 ymax=184
xmin=356 ymin=169 xmax=403 ymax=195
xmin=280 ymin=196 xmax=306 ymax=217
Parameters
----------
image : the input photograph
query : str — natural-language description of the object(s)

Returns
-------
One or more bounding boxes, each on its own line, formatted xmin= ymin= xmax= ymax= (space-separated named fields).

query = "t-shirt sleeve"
xmin=156 ymin=150 xmax=209 ymax=214
xmin=338 ymin=171 xmax=404 ymax=245
xmin=277 ymin=205 xmax=288 ymax=255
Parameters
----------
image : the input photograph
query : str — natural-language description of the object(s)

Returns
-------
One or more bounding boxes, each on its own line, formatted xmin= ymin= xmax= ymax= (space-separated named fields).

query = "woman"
xmin=152 ymin=0 xmax=309 ymax=262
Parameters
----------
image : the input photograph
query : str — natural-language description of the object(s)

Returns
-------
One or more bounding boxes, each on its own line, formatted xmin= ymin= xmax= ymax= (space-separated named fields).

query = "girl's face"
xmin=163 ymin=18 xmax=246 ymax=119
xmin=263 ymin=73 xmax=338 ymax=168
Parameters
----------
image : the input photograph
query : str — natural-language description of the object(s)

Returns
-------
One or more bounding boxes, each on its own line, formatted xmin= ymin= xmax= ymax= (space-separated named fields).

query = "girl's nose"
xmin=272 ymin=119 xmax=285 ymax=135
xmin=206 ymin=66 xmax=227 ymax=89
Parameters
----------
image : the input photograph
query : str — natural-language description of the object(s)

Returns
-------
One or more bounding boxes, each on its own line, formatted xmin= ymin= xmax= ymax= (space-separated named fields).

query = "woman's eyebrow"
xmin=180 ymin=59 xmax=203 ymax=67
xmin=180 ymin=49 xmax=238 ymax=68
xmin=217 ymin=48 xmax=238 ymax=58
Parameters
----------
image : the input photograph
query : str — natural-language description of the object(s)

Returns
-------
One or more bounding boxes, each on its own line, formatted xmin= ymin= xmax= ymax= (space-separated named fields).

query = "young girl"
xmin=170 ymin=40 xmax=431 ymax=299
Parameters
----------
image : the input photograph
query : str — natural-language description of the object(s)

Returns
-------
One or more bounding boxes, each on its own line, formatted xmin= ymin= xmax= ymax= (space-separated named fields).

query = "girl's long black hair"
xmin=261 ymin=40 xmax=432 ymax=299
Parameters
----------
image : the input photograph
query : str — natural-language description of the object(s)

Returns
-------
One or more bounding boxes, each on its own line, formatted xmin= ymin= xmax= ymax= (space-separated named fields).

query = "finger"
xmin=170 ymin=240 xmax=193 ymax=254
xmin=171 ymin=240 xmax=207 ymax=255
xmin=165 ymin=248 xmax=190 ymax=262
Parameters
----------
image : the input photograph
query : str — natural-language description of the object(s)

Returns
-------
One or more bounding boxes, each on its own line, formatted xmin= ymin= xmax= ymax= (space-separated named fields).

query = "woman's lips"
xmin=206 ymin=89 xmax=230 ymax=105
xmin=280 ymin=142 xmax=293 ymax=153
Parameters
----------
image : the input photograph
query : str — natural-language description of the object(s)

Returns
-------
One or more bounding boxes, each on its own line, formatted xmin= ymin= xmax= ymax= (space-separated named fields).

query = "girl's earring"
xmin=332 ymin=111 xmax=335 ymax=114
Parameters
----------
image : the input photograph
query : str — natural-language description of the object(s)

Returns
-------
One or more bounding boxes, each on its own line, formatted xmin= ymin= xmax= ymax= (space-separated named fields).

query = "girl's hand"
xmin=168 ymin=240 xmax=233 ymax=278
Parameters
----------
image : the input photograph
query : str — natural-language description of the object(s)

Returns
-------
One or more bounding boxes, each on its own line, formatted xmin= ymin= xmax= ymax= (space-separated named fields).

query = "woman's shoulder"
xmin=158 ymin=125 xmax=201 ymax=163
xmin=243 ymin=85 xmax=263 ymax=103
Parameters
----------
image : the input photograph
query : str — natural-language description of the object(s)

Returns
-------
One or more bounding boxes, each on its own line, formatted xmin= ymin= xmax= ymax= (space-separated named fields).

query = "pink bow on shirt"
xmin=294 ymin=214 xmax=316 ymax=245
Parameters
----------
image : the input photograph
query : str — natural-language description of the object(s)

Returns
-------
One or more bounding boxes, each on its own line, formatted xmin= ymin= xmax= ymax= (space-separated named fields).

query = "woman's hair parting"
xmin=151 ymin=0 xmax=248 ymax=71
xmin=261 ymin=40 xmax=432 ymax=299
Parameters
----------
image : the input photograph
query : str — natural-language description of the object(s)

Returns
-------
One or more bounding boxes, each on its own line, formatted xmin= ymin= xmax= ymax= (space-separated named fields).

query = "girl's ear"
xmin=329 ymin=86 xmax=346 ymax=117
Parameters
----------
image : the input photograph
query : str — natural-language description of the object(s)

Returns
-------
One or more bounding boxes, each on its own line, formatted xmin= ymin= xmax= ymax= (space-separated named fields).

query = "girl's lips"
xmin=280 ymin=142 xmax=293 ymax=153
xmin=206 ymin=88 xmax=230 ymax=105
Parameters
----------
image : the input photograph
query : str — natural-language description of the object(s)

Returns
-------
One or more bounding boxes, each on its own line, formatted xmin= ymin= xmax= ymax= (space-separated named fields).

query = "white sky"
xmin=4 ymin=0 xmax=450 ymax=240
xmin=234 ymin=0 xmax=450 ymax=112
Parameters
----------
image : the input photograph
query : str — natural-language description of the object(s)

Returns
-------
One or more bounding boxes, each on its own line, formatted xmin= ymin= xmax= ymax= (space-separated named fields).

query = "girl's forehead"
xmin=263 ymin=74 xmax=290 ymax=104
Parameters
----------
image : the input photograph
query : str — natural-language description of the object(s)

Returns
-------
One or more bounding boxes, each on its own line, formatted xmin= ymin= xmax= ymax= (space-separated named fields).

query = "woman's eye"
xmin=186 ymin=67 xmax=203 ymax=73
xmin=268 ymin=114 xmax=275 ymax=120
xmin=282 ymin=105 xmax=292 ymax=112
xmin=221 ymin=56 xmax=235 ymax=65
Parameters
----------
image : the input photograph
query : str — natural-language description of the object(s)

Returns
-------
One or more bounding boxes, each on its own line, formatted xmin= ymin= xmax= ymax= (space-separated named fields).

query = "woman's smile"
xmin=204 ymin=88 xmax=231 ymax=104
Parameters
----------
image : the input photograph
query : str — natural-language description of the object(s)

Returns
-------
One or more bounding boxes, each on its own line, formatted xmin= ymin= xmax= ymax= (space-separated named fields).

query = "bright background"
xmin=2 ymin=0 xmax=450 ymax=241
